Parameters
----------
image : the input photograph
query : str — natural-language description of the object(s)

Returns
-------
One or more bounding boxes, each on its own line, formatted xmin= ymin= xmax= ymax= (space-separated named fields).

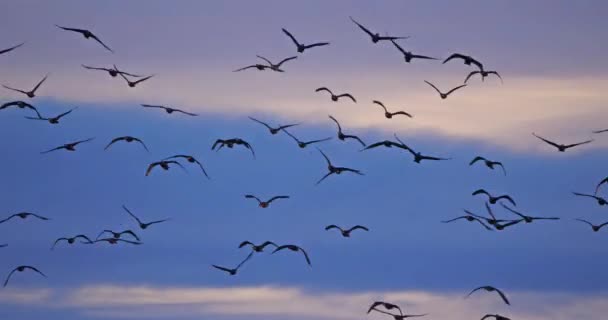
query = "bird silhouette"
xmin=4 ymin=265 xmax=46 ymax=287
xmin=41 ymin=138 xmax=94 ymax=154
xmin=272 ymin=244 xmax=311 ymax=266
xmin=573 ymin=192 xmax=608 ymax=206
xmin=442 ymin=214 xmax=493 ymax=231
xmin=500 ymin=203 xmax=559 ymax=223
xmin=233 ymin=64 xmax=270 ymax=72
xmin=0 ymin=42 xmax=24 ymax=56
xmin=349 ymin=16 xmax=408 ymax=43
xmin=0 ymin=101 xmax=41 ymax=117
xmin=0 ymin=212 xmax=49 ymax=224
xmin=248 ymin=116 xmax=300 ymax=135
xmin=464 ymin=70 xmax=502 ymax=84
xmin=119 ymin=73 xmax=154 ymax=88
xmin=239 ymin=241 xmax=278 ymax=252
xmin=283 ymin=129 xmax=331 ymax=149
xmin=394 ymin=134 xmax=450 ymax=163
xmin=145 ymin=160 xmax=186 ymax=176
xmin=481 ymin=314 xmax=511 ymax=320
xmin=315 ymin=87 xmax=356 ymax=102
xmin=533 ymin=133 xmax=593 ymax=152
xmin=94 ymin=238 xmax=142 ymax=245
xmin=82 ymin=64 xmax=142 ymax=78
xmin=316 ymin=148 xmax=363 ymax=185
xmin=575 ymin=219 xmax=608 ymax=232
xmin=466 ymin=286 xmax=510 ymax=305
xmin=55 ymin=25 xmax=113 ymax=52
xmin=105 ymin=136 xmax=149 ymax=151
xmin=469 ymin=156 xmax=506 ymax=175
xmin=164 ymin=155 xmax=209 ymax=179
xmin=212 ymin=138 xmax=255 ymax=158
xmin=25 ymin=107 xmax=77 ymax=124
xmin=424 ymin=80 xmax=466 ymax=99
xmin=325 ymin=225 xmax=369 ymax=237
xmin=3 ymin=74 xmax=48 ymax=98
xmin=141 ymin=104 xmax=197 ymax=116
xmin=328 ymin=115 xmax=366 ymax=146
xmin=244 ymin=195 xmax=290 ymax=208
xmin=96 ymin=229 xmax=141 ymax=241
xmin=361 ymin=139 xmax=407 ymax=151
xmin=122 ymin=205 xmax=169 ymax=230
xmin=443 ymin=53 xmax=484 ymax=70
xmin=373 ymin=100 xmax=413 ymax=119
xmin=367 ymin=301 xmax=403 ymax=315
xmin=390 ymin=39 xmax=438 ymax=63
xmin=51 ymin=235 xmax=94 ymax=250
xmin=282 ymin=28 xmax=329 ymax=53
xmin=212 ymin=252 xmax=254 ymax=276
xmin=472 ymin=189 xmax=516 ymax=206
xmin=256 ymin=55 xmax=297 ymax=72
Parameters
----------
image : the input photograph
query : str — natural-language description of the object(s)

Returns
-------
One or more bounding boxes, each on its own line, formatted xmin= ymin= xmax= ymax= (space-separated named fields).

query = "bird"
xmin=256 ymin=55 xmax=297 ymax=72
xmin=1 ymin=101 xmax=41 ymax=117
xmin=0 ymin=42 xmax=24 ymax=56
xmin=349 ymin=16 xmax=408 ymax=43
xmin=239 ymin=241 xmax=278 ymax=252
xmin=51 ymin=235 xmax=94 ymax=250
xmin=441 ymin=214 xmax=493 ymax=231
xmin=145 ymin=160 xmax=186 ymax=176
xmin=55 ymin=25 xmax=113 ymax=52
xmin=328 ymin=115 xmax=366 ymax=146
xmin=481 ymin=315 xmax=511 ymax=320
xmin=25 ymin=107 xmax=77 ymax=124
xmin=163 ymin=155 xmax=209 ymax=179
xmin=96 ymin=229 xmax=141 ymax=241
xmin=500 ymin=203 xmax=560 ymax=223
xmin=390 ymin=39 xmax=438 ymax=63
xmin=325 ymin=225 xmax=369 ymax=237
xmin=443 ymin=53 xmax=484 ymax=70
xmin=105 ymin=136 xmax=149 ymax=151
xmin=248 ymin=117 xmax=300 ymax=135
xmin=424 ymin=80 xmax=466 ymax=99
xmin=3 ymin=74 xmax=48 ymax=98
xmin=394 ymin=134 xmax=450 ymax=163
xmin=0 ymin=212 xmax=49 ymax=224
xmin=315 ymin=87 xmax=356 ymax=103
xmin=4 ymin=266 xmax=46 ymax=287
xmin=141 ymin=104 xmax=197 ymax=116
xmin=575 ymin=219 xmax=608 ymax=232
xmin=532 ymin=133 xmax=593 ymax=152
xmin=595 ymin=177 xmax=608 ymax=195
xmin=122 ymin=205 xmax=169 ymax=230
xmin=94 ymin=238 xmax=142 ymax=245
xmin=282 ymin=28 xmax=330 ymax=53
xmin=212 ymin=138 xmax=255 ymax=158
xmin=466 ymin=286 xmax=510 ymax=305
xmin=82 ymin=64 xmax=142 ymax=78
xmin=373 ymin=100 xmax=413 ymax=119
xmin=464 ymin=70 xmax=502 ymax=84
xmin=244 ymin=195 xmax=290 ymax=208
xmin=212 ymin=252 xmax=254 ymax=276
xmin=572 ymin=192 xmax=608 ymax=206
xmin=472 ymin=189 xmax=517 ymax=206
xmin=367 ymin=301 xmax=403 ymax=316
xmin=41 ymin=138 xmax=95 ymax=154
xmin=469 ymin=156 xmax=506 ymax=175
xmin=361 ymin=139 xmax=407 ymax=151
xmin=233 ymin=64 xmax=271 ymax=72
xmin=272 ymin=244 xmax=311 ymax=266
xmin=283 ymin=129 xmax=332 ymax=149
xmin=0 ymin=244 xmax=6 ymax=248
xmin=316 ymin=148 xmax=363 ymax=185
xmin=119 ymin=73 xmax=154 ymax=88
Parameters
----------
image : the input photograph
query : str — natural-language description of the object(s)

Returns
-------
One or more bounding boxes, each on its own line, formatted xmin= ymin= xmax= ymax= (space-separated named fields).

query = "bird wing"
xmin=121 ymin=230 xmax=140 ymax=241
xmin=236 ymin=251 xmax=254 ymax=269
xmin=303 ymin=42 xmax=330 ymax=49
xmin=89 ymin=33 xmax=114 ymax=53
xmin=472 ymin=189 xmax=490 ymax=197
xmin=245 ymin=194 xmax=262 ymax=203
xmin=104 ymin=137 xmax=125 ymax=150
xmin=55 ymin=107 xmax=76 ymax=119
xmin=595 ymin=177 xmax=608 ymax=195
xmin=441 ymin=216 xmax=468 ymax=223
xmin=51 ymin=238 xmax=67 ymax=250
xmin=390 ymin=39 xmax=407 ymax=55
xmin=268 ymin=196 xmax=290 ymax=203
xmin=328 ymin=115 xmax=342 ymax=131
xmin=31 ymin=74 xmax=49 ymax=93
xmin=315 ymin=87 xmax=333 ymax=95
xmin=3 ymin=268 xmax=18 ymax=287
xmin=40 ymin=145 xmax=65 ymax=154
xmin=325 ymin=225 xmax=340 ymax=231
xmin=499 ymin=203 xmax=526 ymax=219
xmin=340 ymin=167 xmax=364 ymax=175
xmin=282 ymin=129 xmax=301 ymax=143
xmin=465 ymin=286 xmax=485 ymax=298
xmin=55 ymin=25 xmax=88 ymax=34
xmin=238 ymin=241 xmax=253 ymax=248
xmin=392 ymin=111 xmax=413 ymax=118
xmin=349 ymin=16 xmax=375 ymax=38
xmin=30 ymin=213 xmax=50 ymax=220
xmin=248 ymin=116 xmax=272 ymax=130
xmin=494 ymin=288 xmax=510 ymax=305
xmin=277 ymin=123 xmax=301 ymax=131
xmin=305 ymin=137 xmax=332 ymax=145
xmin=497 ymin=195 xmax=517 ymax=206
xmin=298 ymin=247 xmax=312 ymax=266
xmin=410 ymin=54 xmax=438 ymax=60
xmin=564 ymin=140 xmax=593 ymax=149
xmin=464 ymin=71 xmax=480 ymax=84
xmin=315 ymin=172 xmax=334 ymax=185
xmin=469 ymin=156 xmax=486 ymax=165
xmin=145 ymin=162 xmax=159 ymax=176
xmin=424 ymin=80 xmax=442 ymax=95
xmin=2 ymin=85 xmax=28 ymax=95
xmin=281 ymin=28 xmax=301 ymax=47
xmin=0 ymin=42 xmax=24 ymax=55
xmin=81 ymin=64 xmax=108 ymax=71
xmin=131 ymin=75 xmax=154 ymax=85
xmin=260 ymin=241 xmax=278 ymax=249
xmin=132 ymin=137 xmax=149 ymax=151
xmin=446 ymin=84 xmax=467 ymax=96
xmin=256 ymin=55 xmax=273 ymax=65
xmin=532 ymin=133 xmax=561 ymax=149
xmin=344 ymin=134 xmax=366 ymax=147
xmin=74 ymin=137 xmax=95 ymax=146
xmin=337 ymin=93 xmax=356 ymax=102
xmin=487 ymin=71 xmax=503 ymax=83
xmin=348 ymin=225 xmax=369 ymax=232
xmin=442 ymin=53 xmax=467 ymax=64
xmin=233 ymin=65 xmax=259 ymax=72
xmin=372 ymin=100 xmax=388 ymax=112
xmin=173 ymin=108 xmax=198 ymax=116
xmin=575 ymin=218 xmax=594 ymax=227
xmin=212 ymin=265 xmax=233 ymax=273
xmin=572 ymin=192 xmax=596 ymax=199
xmin=74 ymin=235 xmax=94 ymax=243
xmin=317 ymin=148 xmax=332 ymax=166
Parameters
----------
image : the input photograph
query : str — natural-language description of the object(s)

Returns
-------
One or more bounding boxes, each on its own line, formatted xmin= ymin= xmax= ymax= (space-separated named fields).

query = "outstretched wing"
xmin=349 ymin=16 xmax=375 ymax=38
xmin=424 ymin=80 xmax=442 ymax=95
xmin=281 ymin=28 xmax=301 ymax=47
xmin=337 ymin=93 xmax=356 ymax=103
xmin=532 ymin=133 xmax=561 ymax=149
xmin=89 ymin=33 xmax=114 ymax=53
xmin=446 ymin=84 xmax=467 ymax=96
xmin=372 ymin=100 xmax=388 ymax=112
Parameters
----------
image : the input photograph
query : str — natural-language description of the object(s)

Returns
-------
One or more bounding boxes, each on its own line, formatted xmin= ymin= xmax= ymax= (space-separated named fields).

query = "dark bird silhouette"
xmin=500 ymin=203 xmax=559 ymax=223
xmin=4 ymin=266 xmax=46 ymax=287
xmin=573 ymin=192 xmax=608 ymax=206
xmin=282 ymin=28 xmax=329 ymax=53
xmin=55 ymin=25 xmax=113 ymax=52
xmin=248 ymin=116 xmax=300 ymax=135
xmin=466 ymin=286 xmax=510 ymax=305
xmin=595 ymin=177 xmax=608 ymax=195
xmin=233 ymin=64 xmax=270 ymax=72
xmin=141 ymin=104 xmax=197 ymax=116
xmin=272 ymin=244 xmax=311 ymax=266
xmin=443 ymin=53 xmax=484 ymax=70
xmin=367 ymin=301 xmax=403 ymax=315
xmin=361 ymin=139 xmax=406 ymax=151
xmin=41 ymin=138 xmax=94 ymax=154
xmin=394 ymin=134 xmax=450 ymax=163
xmin=316 ymin=148 xmax=363 ymax=185
xmin=469 ymin=156 xmax=506 ymax=175
xmin=1 ymin=101 xmax=41 ymax=117
xmin=575 ymin=219 xmax=608 ymax=232
xmin=163 ymin=155 xmax=209 ymax=178
xmin=212 ymin=252 xmax=254 ymax=276
xmin=94 ymin=238 xmax=142 ymax=245
xmin=390 ymin=39 xmax=438 ymax=63
xmin=373 ymin=100 xmax=413 ymax=119
xmin=145 ymin=160 xmax=186 ymax=176
xmin=239 ymin=241 xmax=278 ymax=252
xmin=349 ymin=16 xmax=408 ymax=43
xmin=3 ymin=74 xmax=48 ymax=98
xmin=0 ymin=42 xmax=24 ymax=56
xmin=256 ymin=55 xmax=297 ymax=72
xmin=0 ymin=212 xmax=49 ymax=224
xmin=212 ymin=138 xmax=255 ymax=158
xmin=283 ymin=129 xmax=331 ymax=148
xmin=105 ymin=136 xmax=149 ymax=151
xmin=51 ymin=235 xmax=94 ymax=250
xmin=464 ymin=70 xmax=502 ymax=84
xmin=82 ymin=64 xmax=142 ymax=78
xmin=325 ymin=225 xmax=369 ymax=237
xmin=472 ymin=189 xmax=516 ymax=206
xmin=533 ymin=133 xmax=593 ymax=152
xmin=119 ymin=73 xmax=154 ymax=88
xmin=122 ymin=205 xmax=169 ymax=230
xmin=481 ymin=315 xmax=511 ymax=320
xmin=442 ymin=214 xmax=493 ymax=231
xmin=25 ymin=107 xmax=77 ymax=124
xmin=244 ymin=195 xmax=289 ymax=208
xmin=369 ymin=309 xmax=427 ymax=320
xmin=424 ymin=80 xmax=466 ymax=99
xmin=96 ymin=229 xmax=141 ymax=241
xmin=328 ymin=115 xmax=366 ymax=146
xmin=315 ymin=87 xmax=356 ymax=102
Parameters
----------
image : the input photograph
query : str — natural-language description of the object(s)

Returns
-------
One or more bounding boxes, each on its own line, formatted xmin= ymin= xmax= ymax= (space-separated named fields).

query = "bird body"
xmin=316 ymin=148 xmax=363 ymax=185
xmin=325 ymin=225 xmax=369 ymax=237
xmin=145 ymin=160 xmax=186 ymax=176
xmin=472 ymin=189 xmax=516 ymax=206
xmin=469 ymin=156 xmax=506 ymax=175
xmin=212 ymin=138 xmax=255 ymax=158
xmin=282 ymin=28 xmax=329 ymax=53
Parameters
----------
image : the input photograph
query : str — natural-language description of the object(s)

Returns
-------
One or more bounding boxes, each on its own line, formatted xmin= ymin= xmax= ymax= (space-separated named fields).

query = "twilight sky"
xmin=1 ymin=1 xmax=608 ymax=320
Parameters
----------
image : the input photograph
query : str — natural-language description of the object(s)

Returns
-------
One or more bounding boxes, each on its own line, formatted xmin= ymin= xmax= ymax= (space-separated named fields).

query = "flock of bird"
xmin=0 ymin=16 xmax=605 ymax=320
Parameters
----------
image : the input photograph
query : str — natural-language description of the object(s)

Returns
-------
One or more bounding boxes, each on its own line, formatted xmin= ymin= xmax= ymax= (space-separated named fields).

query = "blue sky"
xmin=1 ymin=1 xmax=608 ymax=320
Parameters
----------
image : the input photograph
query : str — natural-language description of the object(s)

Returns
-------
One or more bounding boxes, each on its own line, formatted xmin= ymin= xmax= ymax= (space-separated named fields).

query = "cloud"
xmin=0 ymin=287 xmax=52 ymax=304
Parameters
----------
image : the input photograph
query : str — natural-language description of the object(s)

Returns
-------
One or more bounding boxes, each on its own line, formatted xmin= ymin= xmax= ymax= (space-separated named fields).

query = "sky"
xmin=1 ymin=1 xmax=608 ymax=320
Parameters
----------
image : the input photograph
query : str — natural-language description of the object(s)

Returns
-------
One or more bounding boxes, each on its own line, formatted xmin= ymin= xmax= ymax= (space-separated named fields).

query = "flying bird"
xmin=122 ymin=205 xmax=169 ymax=230
xmin=1 ymin=101 xmax=41 ymax=117
xmin=373 ymin=100 xmax=413 ymax=119
xmin=244 ymin=195 xmax=289 ymax=208
xmin=466 ymin=286 xmax=510 ymax=305
xmin=368 ymin=309 xmax=427 ymax=320
xmin=394 ymin=134 xmax=450 ymax=163
xmin=443 ymin=53 xmax=484 ymax=70
xmin=96 ymin=229 xmax=141 ymax=241
xmin=367 ymin=301 xmax=403 ymax=315
xmin=575 ymin=219 xmax=608 ymax=232
xmin=141 ymin=104 xmax=197 ymax=116
xmin=390 ymin=39 xmax=438 ymax=63
xmin=0 ymin=42 xmax=24 ymax=56
xmin=41 ymin=138 xmax=94 ymax=154
xmin=212 ymin=252 xmax=254 ymax=276
xmin=316 ymin=148 xmax=363 ymax=185
xmin=282 ymin=28 xmax=330 ymax=53
xmin=162 ymin=155 xmax=209 ymax=178
xmin=212 ymin=138 xmax=255 ymax=158
xmin=239 ymin=241 xmax=278 ymax=252
xmin=572 ymin=192 xmax=608 ymax=206
xmin=3 ymin=74 xmax=48 ymax=98
xmin=472 ymin=189 xmax=516 ymax=206
xmin=82 ymin=64 xmax=142 ymax=78
xmin=315 ymin=87 xmax=356 ymax=103
xmin=55 ymin=25 xmax=113 ymax=52
xmin=349 ymin=16 xmax=408 ymax=43
xmin=361 ymin=139 xmax=406 ymax=151
xmin=256 ymin=55 xmax=297 ymax=72
xmin=283 ymin=129 xmax=331 ymax=148
xmin=469 ymin=156 xmax=506 ymax=175
xmin=481 ymin=315 xmax=511 ymax=320
xmin=532 ymin=133 xmax=593 ymax=152
xmin=4 ymin=266 xmax=46 ymax=287
xmin=441 ymin=214 xmax=493 ymax=231
xmin=51 ymin=235 xmax=94 ymax=250
xmin=325 ymin=225 xmax=369 ymax=237
xmin=424 ymin=80 xmax=466 ymax=99
xmin=0 ymin=212 xmax=49 ymax=224
xmin=233 ymin=64 xmax=270 ymax=72
xmin=94 ymin=238 xmax=142 ymax=245
xmin=105 ymin=136 xmax=149 ymax=151
xmin=145 ymin=160 xmax=186 ymax=176
xmin=119 ymin=73 xmax=154 ymax=88
xmin=464 ymin=70 xmax=502 ymax=84
xmin=499 ymin=203 xmax=559 ymax=223
xmin=595 ymin=177 xmax=608 ymax=195
xmin=248 ymin=116 xmax=300 ymax=135
xmin=25 ymin=107 xmax=77 ymax=124
xmin=272 ymin=244 xmax=311 ymax=266
xmin=328 ymin=115 xmax=366 ymax=147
